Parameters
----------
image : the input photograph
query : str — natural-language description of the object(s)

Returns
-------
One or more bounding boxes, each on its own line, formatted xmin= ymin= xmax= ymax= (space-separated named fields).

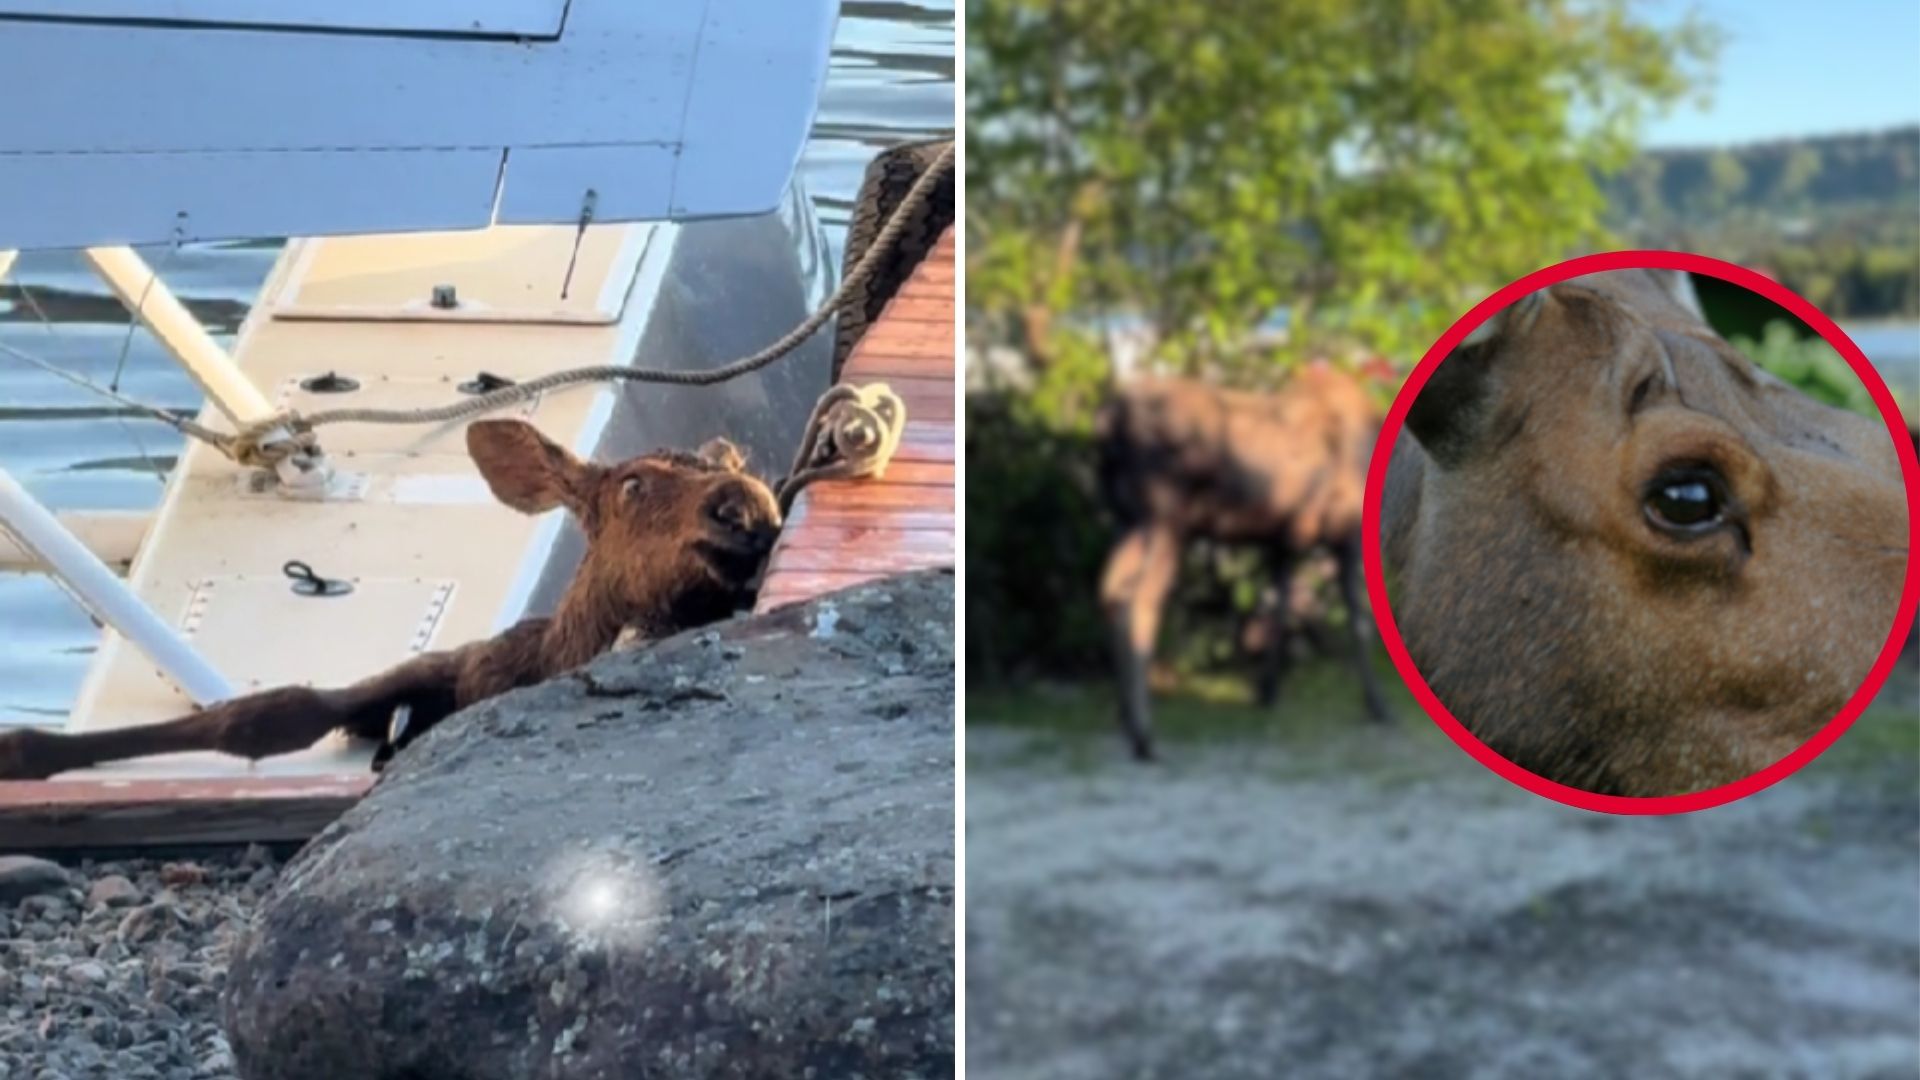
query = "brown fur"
xmin=1382 ymin=268 xmax=1909 ymax=796
xmin=1096 ymin=363 xmax=1393 ymax=759
xmin=0 ymin=420 xmax=782 ymax=781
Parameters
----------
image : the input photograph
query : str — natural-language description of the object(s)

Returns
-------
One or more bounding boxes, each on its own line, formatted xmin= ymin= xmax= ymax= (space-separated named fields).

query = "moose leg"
xmin=1335 ymin=537 xmax=1394 ymax=724
xmin=0 ymin=652 xmax=461 ymax=780
xmin=1253 ymin=551 xmax=1299 ymax=708
xmin=1100 ymin=524 xmax=1180 ymax=761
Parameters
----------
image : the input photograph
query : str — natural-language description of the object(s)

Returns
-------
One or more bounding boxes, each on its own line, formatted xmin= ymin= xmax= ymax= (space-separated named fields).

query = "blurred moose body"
xmin=1096 ymin=364 xmax=1394 ymax=760
xmin=0 ymin=421 xmax=782 ymax=781
xmin=1382 ymin=268 xmax=1910 ymax=796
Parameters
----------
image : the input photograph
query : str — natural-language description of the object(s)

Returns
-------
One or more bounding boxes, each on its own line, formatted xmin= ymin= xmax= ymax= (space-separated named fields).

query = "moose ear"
xmin=1649 ymin=268 xmax=1705 ymax=321
xmin=467 ymin=420 xmax=594 ymax=515
xmin=697 ymin=437 xmax=746 ymax=473
xmin=1404 ymin=290 xmax=1546 ymax=468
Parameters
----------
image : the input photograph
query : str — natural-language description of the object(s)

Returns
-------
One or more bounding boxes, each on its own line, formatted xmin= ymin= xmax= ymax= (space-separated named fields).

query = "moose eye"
xmin=1643 ymin=467 xmax=1725 ymax=535
xmin=709 ymin=501 xmax=748 ymax=530
xmin=620 ymin=476 xmax=643 ymax=500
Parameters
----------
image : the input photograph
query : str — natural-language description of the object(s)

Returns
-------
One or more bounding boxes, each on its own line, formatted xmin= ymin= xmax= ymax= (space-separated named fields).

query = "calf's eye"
xmin=1643 ymin=468 xmax=1725 ymax=534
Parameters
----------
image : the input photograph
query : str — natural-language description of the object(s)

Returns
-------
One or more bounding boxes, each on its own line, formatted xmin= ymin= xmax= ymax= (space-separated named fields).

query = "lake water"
xmin=1841 ymin=321 xmax=1920 ymax=400
xmin=0 ymin=2 xmax=954 ymax=726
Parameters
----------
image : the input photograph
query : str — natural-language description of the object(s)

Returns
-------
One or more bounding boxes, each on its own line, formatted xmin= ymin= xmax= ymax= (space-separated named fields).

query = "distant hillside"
xmin=1603 ymin=127 xmax=1919 ymax=318
xmin=1606 ymin=126 xmax=1919 ymax=227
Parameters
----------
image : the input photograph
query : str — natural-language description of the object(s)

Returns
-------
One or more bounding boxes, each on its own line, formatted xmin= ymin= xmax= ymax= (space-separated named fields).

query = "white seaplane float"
xmin=0 ymin=0 xmax=848 ymax=783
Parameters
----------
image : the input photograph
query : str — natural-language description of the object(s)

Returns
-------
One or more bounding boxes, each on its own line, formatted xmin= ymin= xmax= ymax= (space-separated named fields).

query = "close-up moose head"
xmin=1382 ymin=268 xmax=1911 ymax=797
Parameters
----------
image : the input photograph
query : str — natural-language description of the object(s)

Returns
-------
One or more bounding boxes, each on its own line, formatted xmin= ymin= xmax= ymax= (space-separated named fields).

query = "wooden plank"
xmin=895 ymin=279 xmax=948 ymax=300
xmin=854 ymin=324 xmax=953 ymax=357
xmin=794 ymin=508 xmax=954 ymax=531
xmin=856 ymin=460 xmax=954 ymax=487
xmin=848 ymin=373 xmax=952 ymax=399
xmin=775 ymin=460 xmax=951 ymax=490
xmin=807 ymin=484 xmax=955 ymax=511
xmin=758 ymin=570 xmax=898 ymax=604
xmin=895 ymin=397 xmax=954 ymax=423
xmin=0 ymin=776 xmax=371 ymax=850
xmin=876 ymin=376 xmax=955 ymax=404
xmin=847 ymin=346 xmax=950 ymax=367
xmin=849 ymin=353 xmax=953 ymax=379
xmin=772 ymin=525 xmax=956 ymax=553
xmin=769 ymin=546 xmax=951 ymax=573
xmin=876 ymin=296 xmax=951 ymax=323
xmin=886 ymin=439 xmax=956 ymax=465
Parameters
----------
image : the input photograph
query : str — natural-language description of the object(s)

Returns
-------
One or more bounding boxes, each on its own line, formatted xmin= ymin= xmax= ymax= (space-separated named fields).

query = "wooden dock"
xmin=756 ymin=226 xmax=956 ymax=611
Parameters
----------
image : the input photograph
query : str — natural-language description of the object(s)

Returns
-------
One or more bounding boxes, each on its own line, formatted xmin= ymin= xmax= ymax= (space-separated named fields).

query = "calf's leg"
xmin=1335 ymin=537 xmax=1394 ymax=724
xmin=0 ymin=652 xmax=461 ymax=780
xmin=1253 ymin=551 xmax=1299 ymax=708
xmin=1100 ymin=524 xmax=1181 ymax=760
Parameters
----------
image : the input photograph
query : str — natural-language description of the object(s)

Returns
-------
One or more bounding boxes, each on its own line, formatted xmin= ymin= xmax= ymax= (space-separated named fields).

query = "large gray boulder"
xmin=223 ymin=571 xmax=954 ymax=1079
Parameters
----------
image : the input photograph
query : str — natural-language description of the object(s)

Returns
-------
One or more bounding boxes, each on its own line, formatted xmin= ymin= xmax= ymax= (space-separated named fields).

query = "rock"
xmin=158 ymin=864 xmax=207 ymax=889
xmin=88 ymin=875 xmax=141 ymax=909
xmin=224 ymin=571 xmax=955 ymax=1080
xmin=67 ymin=960 xmax=107 ymax=986
xmin=19 ymin=893 xmax=71 ymax=922
xmin=0 ymin=856 xmax=69 ymax=904
xmin=117 ymin=902 xmax=176 ymax=945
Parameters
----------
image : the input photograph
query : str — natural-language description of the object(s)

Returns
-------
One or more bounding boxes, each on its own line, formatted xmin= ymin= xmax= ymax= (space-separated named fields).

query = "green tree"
xmin=1705 ymin=149 xmax=1750 ymax=216
xmin=967 ymin=0 xmax=1717 ymax=373
xmin=1776 ymin=144 xmax=1823 ymax=207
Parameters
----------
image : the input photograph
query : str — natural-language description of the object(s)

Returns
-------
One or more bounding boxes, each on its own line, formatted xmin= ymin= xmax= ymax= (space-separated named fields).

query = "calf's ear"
xmin=1649 ymin=268 xmax=1705 ymax=320
xmin=698 ymin=437 xmax=747 ymax=473
xmin=1405 ymin=290 xmax=1544 ymax=467
xmin=467 ymin=420 xmax=596 ymax=516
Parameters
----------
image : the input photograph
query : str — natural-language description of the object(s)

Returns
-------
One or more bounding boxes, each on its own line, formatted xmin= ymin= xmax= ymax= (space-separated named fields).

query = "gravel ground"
xmin=0 ymin=845 xmax=282 ymax=1080
xmin=967 ymin=674 xmax=1920 ymax=1080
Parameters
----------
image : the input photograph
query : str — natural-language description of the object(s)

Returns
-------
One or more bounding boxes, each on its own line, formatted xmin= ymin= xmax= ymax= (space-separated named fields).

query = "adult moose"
xmin=1097 ymin=363 xmax=1395 ymax=760
xmin=1382 ymin=268 xmax=1910 ymax=796
xmin=0 ymin=420 xmax=782 ymax=780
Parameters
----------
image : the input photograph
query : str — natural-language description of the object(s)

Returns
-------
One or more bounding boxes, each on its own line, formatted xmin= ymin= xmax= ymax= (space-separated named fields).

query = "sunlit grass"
xmin=969 ymin=648 xmax=1920 ymax=789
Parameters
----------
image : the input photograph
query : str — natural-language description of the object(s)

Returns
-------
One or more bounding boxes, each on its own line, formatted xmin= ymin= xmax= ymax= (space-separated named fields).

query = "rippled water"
xmin=0 ymin=2 xmax=954 ymax=725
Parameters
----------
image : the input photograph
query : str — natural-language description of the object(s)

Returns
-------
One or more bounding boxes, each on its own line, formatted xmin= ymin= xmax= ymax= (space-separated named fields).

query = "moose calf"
xmin=0 ymin=420 xmax=782 ymax=780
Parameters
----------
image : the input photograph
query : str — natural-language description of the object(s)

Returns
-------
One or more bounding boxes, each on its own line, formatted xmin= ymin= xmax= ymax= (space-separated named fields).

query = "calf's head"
xmin=1389 ymin=268 xmax=1910 ymax=795
xmin=467 ymin=420 xmax=782 ymax=629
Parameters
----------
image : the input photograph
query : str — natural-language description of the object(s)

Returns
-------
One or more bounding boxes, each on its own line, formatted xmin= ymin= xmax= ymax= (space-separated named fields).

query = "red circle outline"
xmin=1361 ymin=250 xmax=1920 ymax=815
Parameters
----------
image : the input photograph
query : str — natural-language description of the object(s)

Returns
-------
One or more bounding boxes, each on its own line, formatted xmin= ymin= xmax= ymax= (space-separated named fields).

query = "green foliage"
xmin=1732 ymin=321 xmax=1877 ymax=417
xmin=964 ymin=389 xmax=1113 ymax=682
xmin=968 ymin=0 xmax=1715 ymax=367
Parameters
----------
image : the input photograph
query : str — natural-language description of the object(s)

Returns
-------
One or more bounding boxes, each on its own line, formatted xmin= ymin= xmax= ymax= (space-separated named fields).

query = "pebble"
xmin=0 ymin=856 xmax=70 ymax=903
xmin=68 ymin=960 xmax=108 ymax=985
xmin=118 ymin=902 xmax=173 ymax=945
xmin=0 ymin=849 xmax=280 ymax=1080
xmin=159 ymin=863 xmax=206 ymax=889
xmin=89 ymin=874 xmax=141 ymax=909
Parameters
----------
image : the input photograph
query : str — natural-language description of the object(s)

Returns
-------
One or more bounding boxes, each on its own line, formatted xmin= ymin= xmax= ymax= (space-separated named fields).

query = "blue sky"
xmin=1641 ymin=0 xmax=1920 ymax=147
